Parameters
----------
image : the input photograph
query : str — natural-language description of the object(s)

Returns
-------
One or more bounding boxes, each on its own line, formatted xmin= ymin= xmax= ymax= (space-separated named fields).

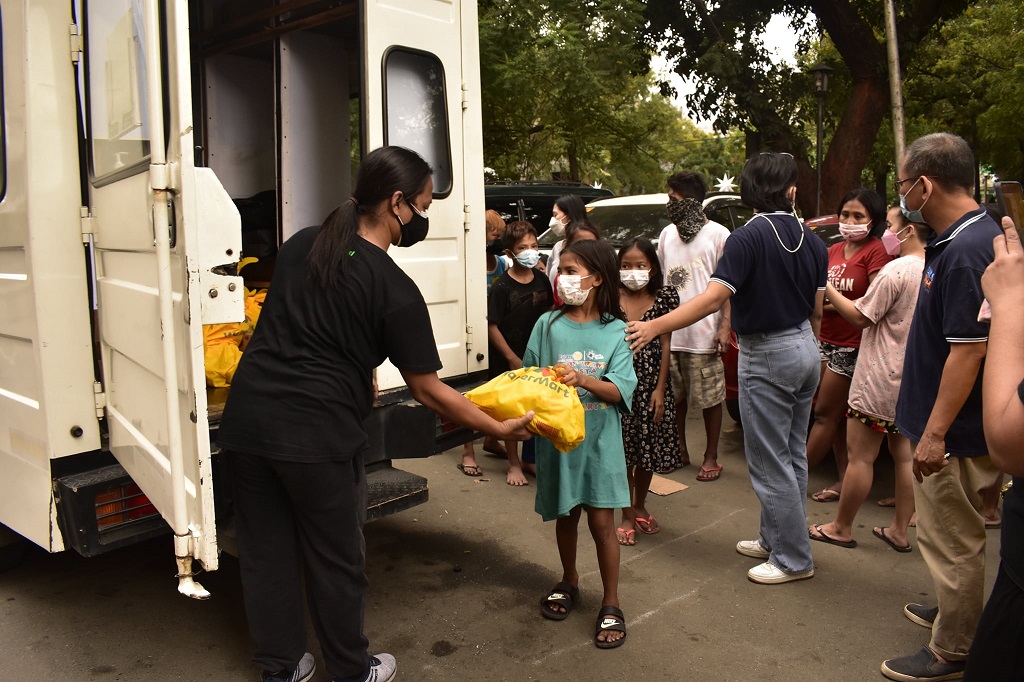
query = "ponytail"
xmin=307 ymin=146 xmax=432 ymax=289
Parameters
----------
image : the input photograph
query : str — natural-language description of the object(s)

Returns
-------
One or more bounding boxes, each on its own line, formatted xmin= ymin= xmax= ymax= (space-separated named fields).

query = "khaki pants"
xmin=914 ymin=453 xmax=1001 ymax=661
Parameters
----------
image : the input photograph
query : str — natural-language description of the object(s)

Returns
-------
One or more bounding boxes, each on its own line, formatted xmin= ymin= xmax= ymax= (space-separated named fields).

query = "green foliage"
xmin=905 ymin=0 xmax=1024 ymax=180
xmin=478 ymin=0 xmax=745 ymax=194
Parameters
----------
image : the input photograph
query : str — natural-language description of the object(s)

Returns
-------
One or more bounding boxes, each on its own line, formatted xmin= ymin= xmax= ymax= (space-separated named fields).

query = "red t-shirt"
xmin=820 ymin=237 xmax=892 ymax=348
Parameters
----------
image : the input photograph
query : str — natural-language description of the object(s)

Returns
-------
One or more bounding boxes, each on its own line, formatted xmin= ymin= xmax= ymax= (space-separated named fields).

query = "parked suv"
xmin=485 ymin=181 xmax=613 ymax=235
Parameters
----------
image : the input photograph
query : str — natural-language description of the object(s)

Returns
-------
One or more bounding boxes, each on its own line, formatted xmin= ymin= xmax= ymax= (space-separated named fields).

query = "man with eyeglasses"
xmin=881 ymin=133 xmax=1004 ymax=682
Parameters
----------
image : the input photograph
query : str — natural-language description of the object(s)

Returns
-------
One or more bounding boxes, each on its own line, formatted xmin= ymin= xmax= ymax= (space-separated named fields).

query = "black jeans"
xmin=230 ymin=451 xmax=369 ymax=679
xmin=963 ymin=561 xmax=1024 ymax=681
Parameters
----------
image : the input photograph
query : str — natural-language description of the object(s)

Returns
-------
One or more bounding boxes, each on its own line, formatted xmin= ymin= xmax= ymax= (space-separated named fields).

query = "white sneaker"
xmin=735 ymin=539 xmax=770 ymax=559
xmin=366 ymin=654 xmax=397 ymax=682
xmin=747 ymin=561 xmax=814 ymax=584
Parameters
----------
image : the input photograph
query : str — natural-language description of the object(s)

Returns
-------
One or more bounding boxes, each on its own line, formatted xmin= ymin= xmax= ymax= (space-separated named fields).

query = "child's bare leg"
xmin=505 ymin=440 xmax=528 ymax=486
xmin=618 ymin=467 xmax=637 ymax=545
xmin=586 ymin=507 xmax=623 ymax=645
xmin=632 ymin=468 xmax=655 ymax=521
xmin=548 ymin=507 xmax=582 ymax=615
xmin=460 ymin=441 xmax=482 ymax=475
xmin=886 ymin=433 xmax=915 ymax=546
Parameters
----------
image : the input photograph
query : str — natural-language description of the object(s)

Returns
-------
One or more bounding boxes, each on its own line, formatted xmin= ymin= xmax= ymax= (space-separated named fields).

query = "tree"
xmin=642 ymin=0 xmax=972 ymax=215
xmin=905 ymin=0 xmax=1024 ymax=183
xmin=479 ymin=0 xmax=748 ymax=194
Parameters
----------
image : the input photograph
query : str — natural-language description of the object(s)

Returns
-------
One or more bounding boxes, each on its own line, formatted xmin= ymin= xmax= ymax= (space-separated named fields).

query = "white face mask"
xmin=838 ymin=222 xmax=871 ymax=242
xmin=557 ymin=274 xmax=594 ymax=306
xmin=549 ymin=215 xmax=567 ymax=238
xmin=619 ymin=269 xmax=650 ymax=291
xmin=514 ymin=249 xmax=541 ymax=269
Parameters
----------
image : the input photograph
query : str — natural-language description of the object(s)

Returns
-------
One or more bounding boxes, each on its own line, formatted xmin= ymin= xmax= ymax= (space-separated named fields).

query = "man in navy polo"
xmin=881 ymin=133 xmax=1004 ymax=681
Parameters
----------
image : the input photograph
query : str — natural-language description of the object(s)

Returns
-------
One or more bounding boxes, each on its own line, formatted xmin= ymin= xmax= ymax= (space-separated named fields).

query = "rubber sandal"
xmin=811 ymin=487 xmax=841 ymax=503
xmin=594 ymin=605 xmax=627 ymax=649
xmin=873 ymin=527 xmax=912 ymax=553
xmin=808 ymin=523 xmax=857 ymax=548
xmin=635 ymin=515 xmax=660 ymax=535
xmin=540 ymin=581 xmax=579 ymax=621
xmin=696 ymin=465 xmax=723 ymax=482
xmin=456 ymin=463 xmax=483 ymax=477
xmin=616 ymin=528 xmax=636 ymax=546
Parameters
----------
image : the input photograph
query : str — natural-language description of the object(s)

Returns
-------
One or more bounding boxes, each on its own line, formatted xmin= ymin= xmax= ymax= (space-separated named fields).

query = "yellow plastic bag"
xmin=465 ymin=366 xmax=585 ymax=453
xmin=202 ymin=286 xmax=267 ymax=387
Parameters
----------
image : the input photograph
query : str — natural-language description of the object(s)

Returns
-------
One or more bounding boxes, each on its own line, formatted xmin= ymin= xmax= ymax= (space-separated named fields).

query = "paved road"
xmin=0 ymin=418 xmax=1000 ymax=681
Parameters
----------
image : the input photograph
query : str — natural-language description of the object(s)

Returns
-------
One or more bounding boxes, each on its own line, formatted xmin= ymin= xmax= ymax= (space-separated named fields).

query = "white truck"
xmin=0 ymin=0 xmax=490 ymax=596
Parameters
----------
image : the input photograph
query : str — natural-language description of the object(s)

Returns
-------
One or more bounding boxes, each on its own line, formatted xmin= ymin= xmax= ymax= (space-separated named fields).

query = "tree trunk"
xmin=814 ymin=77 xmax=890 ymax=216
xmin=567 ymin=140 xmax=581 ymax=182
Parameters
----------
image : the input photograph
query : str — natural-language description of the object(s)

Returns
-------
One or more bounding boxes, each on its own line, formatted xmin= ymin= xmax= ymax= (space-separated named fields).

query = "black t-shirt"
xmin=709 ymin=212 xmax=828 ymax=334
xmin=487 ymin=269 xmax=553 ymax=375
xmin=217 ymin=228 xmax=442 ymax=461
xmin=1002 ymin=381 xmax=1024 ymax=589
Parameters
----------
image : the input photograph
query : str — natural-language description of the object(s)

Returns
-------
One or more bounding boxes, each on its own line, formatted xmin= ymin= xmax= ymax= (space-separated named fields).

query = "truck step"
xmin=366 ymin=466 xmax=429 ymax=522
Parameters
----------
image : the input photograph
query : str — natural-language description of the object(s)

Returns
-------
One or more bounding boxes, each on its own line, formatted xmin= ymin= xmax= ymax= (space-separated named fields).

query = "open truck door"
xmin=81 ymin=0 xmax=241 ymax=597
xmin=362 ymin=0 xmax=488 ymax=393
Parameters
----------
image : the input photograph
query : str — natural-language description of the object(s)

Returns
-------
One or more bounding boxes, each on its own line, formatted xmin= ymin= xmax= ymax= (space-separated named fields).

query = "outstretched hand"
xmin=499 ymin=411 xmax=535 ymax=441
xmin=626 ymin=320 xmax=656 ymax=352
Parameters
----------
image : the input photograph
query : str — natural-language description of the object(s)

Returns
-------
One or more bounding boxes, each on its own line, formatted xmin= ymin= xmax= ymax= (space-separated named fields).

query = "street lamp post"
xmin=808 ymin=62 xmax=834 ymax=217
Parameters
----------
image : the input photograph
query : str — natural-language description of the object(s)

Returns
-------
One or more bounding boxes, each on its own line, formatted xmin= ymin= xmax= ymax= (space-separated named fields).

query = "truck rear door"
xmin=81 ymin=0 xmax=241 ymax=574
xmin=362 ymin=0 xmax=488 ymax=392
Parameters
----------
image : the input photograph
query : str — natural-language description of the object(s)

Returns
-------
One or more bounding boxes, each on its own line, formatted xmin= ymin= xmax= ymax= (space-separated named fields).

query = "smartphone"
xmin=995 ymin=180 xmax=1023 ymax=232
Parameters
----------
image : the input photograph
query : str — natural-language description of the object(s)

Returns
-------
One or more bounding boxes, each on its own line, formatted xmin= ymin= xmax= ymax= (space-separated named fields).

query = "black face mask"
xmin=486 ymin=239 xmax=504 ymax=255
xmin=396 ymin=201 xmax=429 ymax=248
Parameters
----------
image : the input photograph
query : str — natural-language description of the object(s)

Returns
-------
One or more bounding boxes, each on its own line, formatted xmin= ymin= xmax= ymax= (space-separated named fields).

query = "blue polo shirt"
xmin=709 ymin=212 xmax=828 ymax=334
xmin=895 ymin=208 xmax=1000 ymax=456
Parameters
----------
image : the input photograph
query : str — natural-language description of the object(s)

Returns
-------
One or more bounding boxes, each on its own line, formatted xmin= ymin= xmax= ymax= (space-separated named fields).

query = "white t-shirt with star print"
xmin=657 ymin=220 xmax=730 ymax=353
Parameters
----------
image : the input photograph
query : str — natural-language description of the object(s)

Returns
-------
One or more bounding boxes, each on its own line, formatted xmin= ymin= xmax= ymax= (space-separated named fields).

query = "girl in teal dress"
xmin=523 ymin=239 xmax=637 ymax=649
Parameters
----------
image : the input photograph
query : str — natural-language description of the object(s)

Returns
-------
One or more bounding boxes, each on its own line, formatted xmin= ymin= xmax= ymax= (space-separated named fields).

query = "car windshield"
xmin=585 ymin=204 xmax=672 ymax=247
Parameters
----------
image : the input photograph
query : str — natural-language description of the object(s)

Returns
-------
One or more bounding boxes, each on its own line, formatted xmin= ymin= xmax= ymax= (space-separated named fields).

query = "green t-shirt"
xmin=523 ymin=312 xmax=636 ymax=521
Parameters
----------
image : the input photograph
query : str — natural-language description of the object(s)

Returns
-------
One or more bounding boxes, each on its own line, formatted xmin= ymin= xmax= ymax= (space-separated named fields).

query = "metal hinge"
xmin=80 ymin=206 xmax=93 ymax=244
xmin=70 ymin=24 xmax=82 ymax=64
xmin=464 ymin=203 xmax=472 ymax=232
xmin=461 ymin=82 xmax=469 ymax=111
xmin=93 ymin=382 xmax=106 ymax=419
xmin=466 ymin=325 xmax=473 ymax=350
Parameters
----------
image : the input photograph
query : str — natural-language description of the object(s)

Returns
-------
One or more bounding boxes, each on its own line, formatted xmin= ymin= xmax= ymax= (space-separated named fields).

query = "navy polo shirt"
xmin=895 ymin=208 xmax=1001 ymax=456
xmin=710 ymin=212 xmax=828 ymax=334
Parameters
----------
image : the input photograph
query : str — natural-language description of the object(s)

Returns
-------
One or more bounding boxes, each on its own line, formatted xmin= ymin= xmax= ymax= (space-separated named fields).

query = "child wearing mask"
xmin=527 ymin=239 xmax=636 ymax=649
xmin=460 ymin=209 xmax=510 ymax=476
xmin=488 ymin=221 xmax=554 ymax=485
xmin=616 ymin=238 xmax=682 ymax=544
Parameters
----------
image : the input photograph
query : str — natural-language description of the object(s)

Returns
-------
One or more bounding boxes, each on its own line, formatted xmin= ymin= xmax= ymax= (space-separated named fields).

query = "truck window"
xmin=84 ymin=1 xmax=151 ymax=183
xmin=384 ymin=48 xmax=451 ymax=197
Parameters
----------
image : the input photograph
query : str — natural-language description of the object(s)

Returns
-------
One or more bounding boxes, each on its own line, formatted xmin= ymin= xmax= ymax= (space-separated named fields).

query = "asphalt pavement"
xmin=0 ymin=415 xmax=1001 ymax=681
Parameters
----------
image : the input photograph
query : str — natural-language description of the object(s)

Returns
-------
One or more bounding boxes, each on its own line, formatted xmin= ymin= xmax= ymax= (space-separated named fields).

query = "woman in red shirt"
xmin=808 ymin=188 xmax=892 ymax=502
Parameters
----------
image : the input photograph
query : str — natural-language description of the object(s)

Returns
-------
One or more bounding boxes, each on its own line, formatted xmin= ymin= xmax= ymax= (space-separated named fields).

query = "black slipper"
xmin=809 ymin=524 xmax=857 ymax=549
xmin=594 ymin=605 xmax=627 ymax=649
xmin=873 ymin=527 xmax=912 ymax=553
xmin=540 ymin=581 xmax=579 ymax=621
xmin=456 ymin=463 xmax=483 ymax=477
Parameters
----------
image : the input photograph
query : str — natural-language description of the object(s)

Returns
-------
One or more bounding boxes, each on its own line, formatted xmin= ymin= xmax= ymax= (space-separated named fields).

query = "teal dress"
xmin=523 ymin=312 xmax=637 ymax=521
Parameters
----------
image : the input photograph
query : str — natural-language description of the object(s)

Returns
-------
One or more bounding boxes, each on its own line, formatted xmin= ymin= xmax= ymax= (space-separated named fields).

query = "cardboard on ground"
xmin=648 ymin=474 xmax=688 ymax=496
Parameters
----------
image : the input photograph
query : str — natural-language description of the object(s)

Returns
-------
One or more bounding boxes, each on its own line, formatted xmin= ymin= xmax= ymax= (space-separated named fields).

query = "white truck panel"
xmin=0 ymin=0 xmax=100 ymax=549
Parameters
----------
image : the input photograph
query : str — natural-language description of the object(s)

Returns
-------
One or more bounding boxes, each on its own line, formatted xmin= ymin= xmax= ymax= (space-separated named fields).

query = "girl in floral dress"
xmin=616 ymin=238 xmax=682 ymax=545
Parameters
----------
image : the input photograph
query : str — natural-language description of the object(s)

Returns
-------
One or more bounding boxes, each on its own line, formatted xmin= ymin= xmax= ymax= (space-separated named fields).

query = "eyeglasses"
xmin=405 ymin=198 xmax=429 ymax=218
xmin=893 ymin=175 xmax=939 ymax=195
xmin=760 ymin=152 xmax=794 ymax=159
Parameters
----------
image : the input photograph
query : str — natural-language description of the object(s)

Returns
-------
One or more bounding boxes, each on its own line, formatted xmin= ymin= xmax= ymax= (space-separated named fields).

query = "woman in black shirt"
xmin=218 ymin=146 xmax=533 ymax=682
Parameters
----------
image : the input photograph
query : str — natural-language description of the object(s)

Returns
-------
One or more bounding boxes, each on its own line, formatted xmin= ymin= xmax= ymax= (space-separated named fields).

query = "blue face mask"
xmin=514 ymin=249 xmax=541 ymax=269
xmin=899 ymin=177 xmax=929 ymax=224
